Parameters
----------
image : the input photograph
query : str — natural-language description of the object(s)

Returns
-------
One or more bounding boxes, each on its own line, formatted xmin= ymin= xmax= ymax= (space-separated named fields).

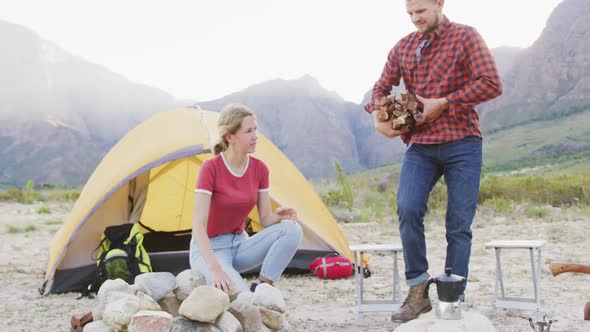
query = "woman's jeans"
xmin=397 ymin=136 xmax=482 ymax=294
xmin=190 ymin=220 xmax=303 ymax=293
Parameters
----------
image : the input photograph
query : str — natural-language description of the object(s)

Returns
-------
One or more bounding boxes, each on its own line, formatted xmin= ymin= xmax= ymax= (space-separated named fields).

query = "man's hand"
xmin=373 ymin=111 xmax=409 ymax=138
xmin=415 ymin=95 xmax=449 ymax=126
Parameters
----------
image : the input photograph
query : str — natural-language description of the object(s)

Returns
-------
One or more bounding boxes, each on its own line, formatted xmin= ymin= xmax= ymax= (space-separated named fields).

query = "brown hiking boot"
xmin=391 ymin=280 xmax=432 ymax=322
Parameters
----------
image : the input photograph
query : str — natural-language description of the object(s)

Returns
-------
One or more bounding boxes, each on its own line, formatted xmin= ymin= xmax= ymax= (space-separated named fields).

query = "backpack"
xmin=91 ymin=223 xmax=152 ymax=291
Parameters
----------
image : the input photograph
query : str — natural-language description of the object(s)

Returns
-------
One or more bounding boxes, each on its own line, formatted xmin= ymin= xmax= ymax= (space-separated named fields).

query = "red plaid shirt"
xmin=365 ymin=17 xmax=502 ymax=145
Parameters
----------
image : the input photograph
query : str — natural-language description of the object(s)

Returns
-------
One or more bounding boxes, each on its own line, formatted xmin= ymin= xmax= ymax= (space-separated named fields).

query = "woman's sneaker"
xmin=250 ymin=279 xmax=274 ymax=292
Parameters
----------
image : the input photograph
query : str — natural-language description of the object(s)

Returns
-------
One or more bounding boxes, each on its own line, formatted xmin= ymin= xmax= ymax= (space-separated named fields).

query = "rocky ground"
xmin=0 ymin=201 xmax=589 ymax=331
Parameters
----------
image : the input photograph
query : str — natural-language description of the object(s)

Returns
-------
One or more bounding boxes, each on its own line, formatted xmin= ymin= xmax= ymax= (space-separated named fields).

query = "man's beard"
xmin=422 ymin=14 xmax=441 ymax=35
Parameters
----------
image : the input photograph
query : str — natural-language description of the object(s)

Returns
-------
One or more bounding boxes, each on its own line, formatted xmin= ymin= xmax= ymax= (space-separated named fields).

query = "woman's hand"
xmin=275 ymin=207 xmax=298 ymax=222
xmin=210 ymin=266 xmax=234 ymax=295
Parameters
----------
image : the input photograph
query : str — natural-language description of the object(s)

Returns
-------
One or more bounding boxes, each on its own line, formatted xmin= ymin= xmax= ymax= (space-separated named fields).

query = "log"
xmin=549 ymin=262 xmax=590 ymax=277
xmin=375 ymin=92 xmax=422 ymax=131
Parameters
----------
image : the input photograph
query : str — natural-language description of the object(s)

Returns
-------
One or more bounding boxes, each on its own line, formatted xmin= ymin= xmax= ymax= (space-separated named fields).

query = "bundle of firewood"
xmin=375 ymin=92 xmax=423 ymax=131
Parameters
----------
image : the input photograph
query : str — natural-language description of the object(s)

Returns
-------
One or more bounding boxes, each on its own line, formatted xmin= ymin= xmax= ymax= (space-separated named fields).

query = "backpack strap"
xmin=124 ymin=235 xmax=142 ymax=278
xmin=137 ymin=220 xmax=191 ymax=236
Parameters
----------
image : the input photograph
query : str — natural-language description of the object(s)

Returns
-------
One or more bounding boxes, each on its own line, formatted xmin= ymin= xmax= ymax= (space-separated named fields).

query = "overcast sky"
xmin=1 ymin=0 xmax=564 ymax=103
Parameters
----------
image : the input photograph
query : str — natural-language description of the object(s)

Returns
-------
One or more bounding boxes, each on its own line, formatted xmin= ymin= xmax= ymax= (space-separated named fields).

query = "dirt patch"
xmin=0 ymin=202 xmax=589 ymax=331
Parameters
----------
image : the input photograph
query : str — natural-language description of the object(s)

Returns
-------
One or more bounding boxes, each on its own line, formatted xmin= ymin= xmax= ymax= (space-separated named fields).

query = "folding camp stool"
xmin=484 ymin=240 xmax=546 ymax=321
xmin=349 ymin=244 xmax=403 ymax=315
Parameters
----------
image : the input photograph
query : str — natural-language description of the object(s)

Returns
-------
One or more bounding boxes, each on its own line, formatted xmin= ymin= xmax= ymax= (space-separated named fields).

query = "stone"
xmin=159 ymin=292 xmax=181 ymax=317
xmin=393 ymin=311 xmax=495 ymax=332
xmin=82 ymin=320 xmax=113 ymax=332
xmin=252 ymin=284 xmax=286 ymax=313
xmin=178 ymin=286 xmax=229 ymax=323
xmin=102 ymin=293 xmax=160 ymax=331
xmin=234 ymin=291 xmax=253 ymax=305
xmin=278 ymin=318 xmax=293 ymax=332
xmin=170 ymin=316 xmax=221 ymax=332
xmin=227 ymin=300 xmax=262 ymax=332
xmin=128 ymin=310 xmax=173 ymax=332
xmin=259 ymin=307 xmax=283 ymax=330
xmin=97 ymin=278 xmax=131 ymax=301
xmin=129 ymin=283 xmax=148 ymax=295
xmin=258 ymin=325 xmax=272 ymax=332
xmin=175 ymin=269 xmax=207 ymax=301
xmin=136 ymin=291 xmax=162 ymax=311
xmin=92 ymin=291 xmax=130 ymax=320
xmin=134 ymin=272 xmax=177 ymax=302
xmin=102 ymin=295 xmax=142 ymax=331
xmin=213 ymin=311 xmax=243 ymax=332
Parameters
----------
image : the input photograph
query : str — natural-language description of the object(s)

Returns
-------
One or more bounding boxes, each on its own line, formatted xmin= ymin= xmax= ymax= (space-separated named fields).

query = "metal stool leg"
xmin=529 ymin=249 xmax=538 ymax=320
xmin=493 ymin=248 xmax=500 ymax=317
xmin=531 ymin=248 xmax=543 ymax=321
xmin=498 ymin=249 xmax=505 ymax=298
xmin=354 ymin=251 xmax=362 ymax=319
xmin=485 ymin=241 xmax=546 ymax=319
xmin=391 ymin=254 xmax=395 ymax=304
xmin=349 ymin=246 xmax=404 ymax=314
xmin=394 ymin=251 xmax=401 ymax=303
xmin=360 ymin=251 xmax=365 ymax=305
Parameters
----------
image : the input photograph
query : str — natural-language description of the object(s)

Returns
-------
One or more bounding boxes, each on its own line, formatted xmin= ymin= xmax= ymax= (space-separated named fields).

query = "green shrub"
xmin=335 ymin=161 xmax=354 ymax=211
xmin=36 ymin=205 xmax=51 ymax=214
xmin=482 ymin=197 xmax=513 ymax=214
xmin=357 ymin=207 xmax=372 ymax=222
xmin=389 ymin=189 xmax=398 ymax=216
xmin=6 ymin=225 xmax=21 ymax=233
xmin=0 ymin=191 xmax=10 ymax=200
xmin=478 ymin=174 xmax=589 ymax=207
xmin=0 ymin=187 xmax=41 ymax=204
xmin=44 ymin=220 xmax=62 ymax=225
xmin=372 ymin=198 xmax=384 ymax=220
xmin=321 ymin=191 xmax=345 ymax=207
xmin=3 ymin=223 xmax=38 ymax=234
xmin=43 ymin=189 xmax=80 ymax=201
xmin=363 ymin=191 xmax=385 ymax=221
xmin=526 ymin=206 xmax=552 ymax=218
xmin=0 ymin=186 xmax=80 ymax=203
xmin=24 ymin=224 xmax=37 ymax=232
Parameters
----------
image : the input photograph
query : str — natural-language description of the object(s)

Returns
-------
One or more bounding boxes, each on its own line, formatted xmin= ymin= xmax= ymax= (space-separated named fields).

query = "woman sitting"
xmin=190 ymin=103 xmax=303 ymax=294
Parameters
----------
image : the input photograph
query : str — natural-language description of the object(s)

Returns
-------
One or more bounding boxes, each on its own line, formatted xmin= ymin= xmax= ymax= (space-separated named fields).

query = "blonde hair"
xmin=214 ymin=103 xmax=255 ymax=155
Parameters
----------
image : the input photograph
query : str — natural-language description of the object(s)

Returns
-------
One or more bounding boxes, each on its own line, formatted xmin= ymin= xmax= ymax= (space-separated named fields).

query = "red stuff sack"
xmin=309 ymin=254 xmax=353 ymax=279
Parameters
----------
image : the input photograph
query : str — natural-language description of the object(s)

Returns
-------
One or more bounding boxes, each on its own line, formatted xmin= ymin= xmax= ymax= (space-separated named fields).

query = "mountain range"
xmin=1 ymin=0 xmax=588 ymax=187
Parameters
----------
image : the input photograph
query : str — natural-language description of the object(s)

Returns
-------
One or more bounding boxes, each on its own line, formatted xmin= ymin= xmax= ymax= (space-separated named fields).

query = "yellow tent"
xmin=42 ymin=108 xmax=352 ymax=294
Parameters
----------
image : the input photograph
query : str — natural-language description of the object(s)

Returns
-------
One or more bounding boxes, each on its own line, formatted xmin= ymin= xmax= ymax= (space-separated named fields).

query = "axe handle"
xmin=550 ymin=262 xmax=590 ymax=276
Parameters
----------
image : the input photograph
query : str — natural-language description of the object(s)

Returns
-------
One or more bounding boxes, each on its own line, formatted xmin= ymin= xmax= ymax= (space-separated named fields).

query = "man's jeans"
xmin=397 ymin=136 xmax=482 ymax=294
xmin=190 ymin=220 xmax=303 ymax=293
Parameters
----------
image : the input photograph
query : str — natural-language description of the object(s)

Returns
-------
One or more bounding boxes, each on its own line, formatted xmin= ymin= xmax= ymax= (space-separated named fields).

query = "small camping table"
xmin=349 ymin=244 xmax=403 ymax=314
xmin=484 ymin=240 xmax=546 ymax=321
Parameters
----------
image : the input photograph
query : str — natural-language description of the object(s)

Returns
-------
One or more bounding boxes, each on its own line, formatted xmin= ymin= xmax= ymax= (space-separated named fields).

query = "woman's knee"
xmin=279 ymin=220 xmax=303 ymax=240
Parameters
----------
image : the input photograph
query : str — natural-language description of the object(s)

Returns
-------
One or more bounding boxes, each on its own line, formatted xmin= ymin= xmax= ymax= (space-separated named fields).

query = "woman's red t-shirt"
xmin=195 ymin=153 xmax=269 ymax=238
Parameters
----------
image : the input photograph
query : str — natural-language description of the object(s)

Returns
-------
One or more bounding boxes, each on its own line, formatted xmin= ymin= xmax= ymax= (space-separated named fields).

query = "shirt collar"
xmin=418 ymin=15 xmax=450 ymax=41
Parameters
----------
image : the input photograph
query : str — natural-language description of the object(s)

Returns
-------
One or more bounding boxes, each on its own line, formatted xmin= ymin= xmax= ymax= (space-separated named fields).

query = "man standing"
xmin=364 ymin=0 xmax=502 ymax=322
